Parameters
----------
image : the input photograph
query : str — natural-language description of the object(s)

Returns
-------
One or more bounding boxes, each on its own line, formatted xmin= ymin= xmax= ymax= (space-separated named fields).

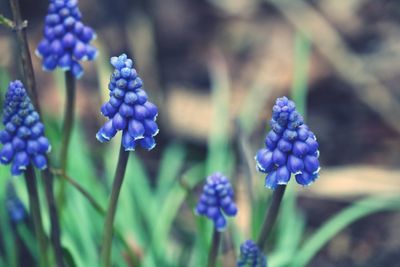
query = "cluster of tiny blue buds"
xmin=0 ymin=81 xmax=51 ymax=176
xmin=6 ymin=181 xmax=27 ymax=224
xmin=237 ymin=240 xmax=267 ymax=267
xmin=195 ymin=172 xmax=238 ymax=231
xmin=255 ymin=97 xmax=320 ymax=189
xmin=96 ymin=54 xmax=159 ymax=151
xmin=36 ymin=0 xmax=97 ymax=78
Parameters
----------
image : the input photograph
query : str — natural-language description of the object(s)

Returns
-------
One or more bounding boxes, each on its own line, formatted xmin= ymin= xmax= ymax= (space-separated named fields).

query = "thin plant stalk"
xmin=24 ymin=165 xmax=48 ymax=267
xmin=42 ymin=169 xmax=65 ymax=267
xmin=8 ymin=1 xmax=65 ymax=266
xmin=257 ymin=185 xmax=287 ymax=249
xmin=207 ymin=229 xmax=221 ymax=267
xmin=100 ymin=144 xmax=130 ymax=267
xmin=58 ymin=70 xmax=76 ymax=209
xmin=8 ymin=0 xmax=40 ymax=112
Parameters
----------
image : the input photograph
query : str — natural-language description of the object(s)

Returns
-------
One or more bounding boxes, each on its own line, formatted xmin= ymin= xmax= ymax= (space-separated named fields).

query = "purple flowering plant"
xmin=2 ymin=1 xmax=399 ymax=267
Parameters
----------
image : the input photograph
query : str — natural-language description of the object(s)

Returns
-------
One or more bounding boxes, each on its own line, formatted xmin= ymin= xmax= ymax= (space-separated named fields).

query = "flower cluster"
xmin=255 ymin=97 xmax=320 ymax=189
xmin=96 ymin=54 xmax=159 ymax=151
xmin=195 ymin=172 xmax=238 ymax=231
xmin=0 ymin=81 xmax=51 ymax=175
xmin=6 ymin=182 xmax=27 ymax=224
xmin=36 ymin=0 xmax=97 ymax=78
xmin=237 ymin=240 xmax=267 ymax=267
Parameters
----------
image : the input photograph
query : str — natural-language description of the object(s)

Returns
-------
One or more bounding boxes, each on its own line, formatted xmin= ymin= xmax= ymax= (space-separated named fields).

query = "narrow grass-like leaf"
xmin=16 ymin=224 xmax=37 ymax=261
xmin=0 ymin=14 xmax=13 ymax=28
xmin=145 ymin=163 xmax=206 ymax=266
xmin=0 ymin=197 xmax=16 ymax=267
xmin=277 ymin=183 xmax=304 ymax=247
xmin=206 ymin=54 xmax=231 ymax=175
xmin=291 ymin=196 xmax=400 ymax=267
xmin=291 ymin=32 xmax=311 ymax=117
xmin=156 ymin=143 xmax=186 ymax=197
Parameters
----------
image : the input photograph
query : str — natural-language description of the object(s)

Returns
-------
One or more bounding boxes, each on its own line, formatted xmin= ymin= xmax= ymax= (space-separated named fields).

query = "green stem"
xmin=52 ymin=168 xmax=104 ymax=215
xmin=257 ymin=185 xmax=287 ymax=249
xmin=41 ymin=169 xmax=65 ymax=267
xmin=8 ymin=1 xmax=65 ymax=266
xmin=8 ymin=0 xmax=40 ymax=113
xmin=24 ymin=165 xmax=48 ymax=267
xmin=100 ymin=144 xmax=130 ymax=267
xmin=207 ymin=229 xmax=221 ymax=267
xmin=58 ymin=70 xmax=76 ymax=210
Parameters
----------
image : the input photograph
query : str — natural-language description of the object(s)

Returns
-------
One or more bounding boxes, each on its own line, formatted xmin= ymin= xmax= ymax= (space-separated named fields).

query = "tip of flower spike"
xmin=237 ymin=240 xmax=267 ymax=267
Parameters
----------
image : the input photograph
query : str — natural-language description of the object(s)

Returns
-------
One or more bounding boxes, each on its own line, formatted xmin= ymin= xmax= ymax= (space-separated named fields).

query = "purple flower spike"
xmin=237 ymin=240 xmax=267 ymax=267
xmin=36 ymin=0 xmax=97 ymax=78
xmin=255 ymin=97 xmax=320 ymax=189
xmin=0 ymin=81 xmax=51 ymax=176
xmin=195 ymin=172 xmax=238 ymax=231
xmin=96 ymin=54 xmax=159 ymax=151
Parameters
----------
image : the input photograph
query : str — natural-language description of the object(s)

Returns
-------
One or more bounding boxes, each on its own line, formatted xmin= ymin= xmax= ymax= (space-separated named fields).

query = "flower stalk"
xmin=58 ymin=70 xmax=76 ymax=209
xmin=100 ymin=144 xmax=130 ymax=267
xmin=207 ymin=229 xmax=221 ymax=267
xmin=8 ymin=0 xmax=40 ymax=112
xmin=42 ymin=168 xmax=65 ymax=267
xmin=7 ymin=1 xmax=65 ymax=265
xmin=257 ymin=185 xmax=286 ymax=249
xmin=24 ymin=165 xmax=48 ymax=267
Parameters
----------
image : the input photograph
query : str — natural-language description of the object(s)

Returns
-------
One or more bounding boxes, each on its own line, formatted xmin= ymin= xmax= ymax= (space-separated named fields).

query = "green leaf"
xmin=291 ymin=31 xmax=311 ymax=117
xmin=144 ymin=163 xmax=206 ymax=266
xmin=16 ymin=224 xmax=37 ymax=261
xmin=0 ymin=67 xmax=10 ymax=112
xmin=156 ymin=143 xmax=186 ymax=197
xmin=276 ymin=183 xmax=305 ymax=255
xmin=291 ymin=196 xmax=400 ymax=267
xmin=0 ymin=14 xmax=13 ymax=28
xmin=62 ymin=247 xmax=78 ymax=267
xmin=206 ymin=55 xmax=232 ymax=175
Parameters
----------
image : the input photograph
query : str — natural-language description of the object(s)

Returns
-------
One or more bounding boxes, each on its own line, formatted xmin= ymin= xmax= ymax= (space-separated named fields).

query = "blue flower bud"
xmin=255 ymin=97 xmax=320 ymax=189
xmin=195 ymin=173 xmax=238 ymax=231
xmin=237 ymin=240 xmax=267 ymax=267
xmin=0 ymin=81 xmax=51 ymax=175
xmin=36 ymin=0 xmax=97 ymax=78
xmin=96 ymin=54 xmax=159 ymax=151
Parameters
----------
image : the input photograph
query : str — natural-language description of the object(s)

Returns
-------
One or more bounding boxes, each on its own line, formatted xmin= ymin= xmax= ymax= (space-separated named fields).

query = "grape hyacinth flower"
xmin=0 ymin=81 xmax=51 ymax=176
xmin=36 ymin=0 xmax=97 ymax=78
xmin=195 ymin=172 xmax=238 ymax=231
xmin=96 ymin=54 xmax=159 ymax=151
xmin=237 ymin=240 xmax=267 ymax=267
xmin=255 ymin=97 xmax=320 ymax=189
